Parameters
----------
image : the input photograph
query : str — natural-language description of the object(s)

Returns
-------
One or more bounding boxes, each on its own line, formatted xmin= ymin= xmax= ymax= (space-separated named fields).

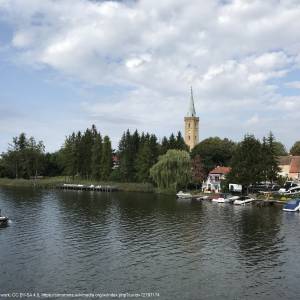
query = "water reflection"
xmin=0 ymin=188 xmax=298 ymax=299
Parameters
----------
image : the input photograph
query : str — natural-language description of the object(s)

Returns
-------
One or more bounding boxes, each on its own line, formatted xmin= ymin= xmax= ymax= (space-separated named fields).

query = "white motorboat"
xmin=0 ymin=210 xmax=9 ymax=227
xmin=233 ymin=196 xmax=254 ymax=205
xmin=214 ymin=194 xmax=235 ymax=203
xmin=176 ymin=191 xmax=192 ymax=199
xmin=283 ymin=199 xmax=300 ymax=212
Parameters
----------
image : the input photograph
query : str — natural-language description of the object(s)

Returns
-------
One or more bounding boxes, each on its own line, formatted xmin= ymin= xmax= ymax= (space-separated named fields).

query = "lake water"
xmin=1 ymin=187 xmax=300 ymax=299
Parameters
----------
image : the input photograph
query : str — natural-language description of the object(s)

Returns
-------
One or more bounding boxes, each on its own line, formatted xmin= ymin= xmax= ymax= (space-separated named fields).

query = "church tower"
xmin=184 ymin=87 xmax=199 ymax=150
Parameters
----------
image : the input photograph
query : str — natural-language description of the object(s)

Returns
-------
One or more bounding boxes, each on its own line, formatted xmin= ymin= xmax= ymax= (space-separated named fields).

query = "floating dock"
xmin=57 ymin=183 xmax=118 ymax=192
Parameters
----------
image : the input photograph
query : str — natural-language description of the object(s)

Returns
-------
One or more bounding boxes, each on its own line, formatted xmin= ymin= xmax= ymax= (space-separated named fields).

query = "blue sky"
xmin=0 ymin=0 xmax=300 ymax=153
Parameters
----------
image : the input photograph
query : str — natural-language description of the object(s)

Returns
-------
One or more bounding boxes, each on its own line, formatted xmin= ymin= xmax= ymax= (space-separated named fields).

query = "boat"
xmin=0 ymin=210 xmax=9 ymax=227
xmin=176 ymin=191 xmax=192 ymax=199
xmin=214 ymin=194 xmax=235 ymax=203
xmin=196 ymin=195 xmax=210 ymax=200
xmin=233 ymin=196 xmax=255 ymax=205
xmin=283 ymin=199 xmax=300 ymax=212
xmin=282 ymin=186 xmax=300 ymax=196
xmin=279 ymin=181 xmax=300 ymax=195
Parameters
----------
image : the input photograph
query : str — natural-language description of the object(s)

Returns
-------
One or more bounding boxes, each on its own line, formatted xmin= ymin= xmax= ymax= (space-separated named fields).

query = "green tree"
xmin=91 ymin=133 xmax=103 ymax=180
xmin=290 ymin=141 xmax=300 ymax=156
xmin=44 ymin=152 xmax=64 ymax=177
xmin=227 ymin=135 xmax=264 ymax=190
xmin=101 ymin=136 xmax=113 ymax=180
xmin=135 ymin=134 xmax=159 ymax=182
xmin=1 ymin=133 xmax=45 ymax=178
xmin=191 ymin=137 xmax=236 ymax=173
xmin=262 ymin=132 xmax=280 ymax=183
xmin=150 ymin=149 xmax=191 ymax=191
xmin=160 ymin=137 xmax=169 ymax=154
xmin=273 ymin=141 xmax=287 ymax=156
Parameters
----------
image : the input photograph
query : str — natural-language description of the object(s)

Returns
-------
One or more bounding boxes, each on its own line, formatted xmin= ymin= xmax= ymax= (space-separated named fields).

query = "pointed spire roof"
xmin=187 ymin=86 xmax=196 ymax=117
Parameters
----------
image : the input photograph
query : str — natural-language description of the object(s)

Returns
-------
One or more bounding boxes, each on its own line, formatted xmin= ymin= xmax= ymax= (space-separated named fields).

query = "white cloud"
xmin=285 ymin=81 xmax=300 ymax=89
xmin=0 ymin=0 xmax=300 ymax=149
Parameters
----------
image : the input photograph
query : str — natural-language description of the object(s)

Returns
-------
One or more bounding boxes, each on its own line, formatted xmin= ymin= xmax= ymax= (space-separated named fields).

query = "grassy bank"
xmin=0 ymin=177 xmax=156 ymax=193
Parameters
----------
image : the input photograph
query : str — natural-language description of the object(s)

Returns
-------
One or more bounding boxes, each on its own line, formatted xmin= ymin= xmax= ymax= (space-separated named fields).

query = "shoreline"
xmin=0 ymin=178 xmax=292 ymax=202
xmin=0 ymin=177 xmax=158 ymax=194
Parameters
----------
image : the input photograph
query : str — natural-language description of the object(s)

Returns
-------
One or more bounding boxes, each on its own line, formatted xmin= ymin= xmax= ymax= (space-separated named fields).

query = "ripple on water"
xmin=0 ymin=189 xmax=298 ymax=299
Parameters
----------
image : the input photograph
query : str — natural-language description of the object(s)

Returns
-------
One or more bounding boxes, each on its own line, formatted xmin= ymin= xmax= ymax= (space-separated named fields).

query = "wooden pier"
xmin=57 ymin=183 xmax=118 ymax=192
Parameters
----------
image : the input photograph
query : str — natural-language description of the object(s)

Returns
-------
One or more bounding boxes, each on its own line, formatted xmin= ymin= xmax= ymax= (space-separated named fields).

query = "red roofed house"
xmin=202 ymin=166 xmax=231 ymax=193
xmin=278 ymin=156 xmax=300 ymax=180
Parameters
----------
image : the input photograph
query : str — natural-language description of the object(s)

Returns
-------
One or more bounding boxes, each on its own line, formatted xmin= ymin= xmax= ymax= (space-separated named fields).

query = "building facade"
xmin=202 ymin=166 xmax=231 ymax=193
xmin=278 ymin=156 xmax=300 ymax=180
xmin=184 ymin=87 xmax=199 ymax=150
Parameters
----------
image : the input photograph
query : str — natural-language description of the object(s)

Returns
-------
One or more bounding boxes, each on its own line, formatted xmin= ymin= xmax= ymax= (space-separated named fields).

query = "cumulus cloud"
xmin=0 ymin=0 xmax=300 ymax=149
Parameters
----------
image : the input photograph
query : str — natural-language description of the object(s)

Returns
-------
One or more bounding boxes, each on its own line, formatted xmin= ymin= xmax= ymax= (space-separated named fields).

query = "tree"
xmin=227 ymin=135 xmax=264 ymax=190
xmin=44 ymin=152 xmax=64 ymax=177
xmin=191 ymin=155 xmax=206 ymax=184
xmin=262 ymin=132 xmax=280 ymax=183
xmin=118 ymin=130 xmax=138 ymax=181
xmin=290 ymin=141 xmax=300 ymax=156
xmin=101 ymin=136 xmax=113 ymax=180
xmin=160 ymin=137 xmax=169 ymax=154
xmin=135 ymin=134 xmax=159 ymax=182
xmin=273 ymin=141 xmax=287 ymax=156
xmin=91 ymin=133 xmax=103 ymax=180
xmin=1 ymin=133 xmax=45 ymax=179
xmin=150 ymin=150 xmax=191 ymax=191
xmin=191 ymin=137 xmax=236 ymax=173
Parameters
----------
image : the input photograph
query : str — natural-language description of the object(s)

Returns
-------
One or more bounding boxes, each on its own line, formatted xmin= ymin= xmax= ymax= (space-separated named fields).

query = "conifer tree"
xmin=101 ymin=136 xmax=113 ymax=180
xmin=91 ymin=133 xmax=103 ymax=180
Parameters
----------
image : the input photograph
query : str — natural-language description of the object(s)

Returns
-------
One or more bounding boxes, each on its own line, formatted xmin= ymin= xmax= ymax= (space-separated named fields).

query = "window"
xmin=188 ymin=136 xmax=190 ymax=140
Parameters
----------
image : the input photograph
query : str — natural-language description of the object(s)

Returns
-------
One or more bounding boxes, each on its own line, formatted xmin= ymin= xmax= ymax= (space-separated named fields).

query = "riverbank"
xmin=0 ymin=177 xmax=156 ymax=193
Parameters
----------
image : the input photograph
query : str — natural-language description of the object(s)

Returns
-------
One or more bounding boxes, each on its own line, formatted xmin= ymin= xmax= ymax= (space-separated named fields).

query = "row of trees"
xmin=0 ymin=126 xmax=299 ymax=192
xmin=149 ymin=132 xmax=292 ymax=191
xmin=0 ymin=127 xmax=189 ymax=182
xmin=0 ymin=133 xmax=45 ymax=179
xmin=61 ymin=125 xmax=113 ymax=180
xmin=114 ymin=130 xmax=188 ymax=182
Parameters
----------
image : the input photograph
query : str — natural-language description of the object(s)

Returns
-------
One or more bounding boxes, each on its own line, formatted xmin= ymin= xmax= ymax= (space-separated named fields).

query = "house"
xmin=112 ymin=155 xmax=120 ymax=169
xmin=278 ymin=156 xmax=300 ymax=180
xmin=202 ymin=166 xmax=231 ymax=193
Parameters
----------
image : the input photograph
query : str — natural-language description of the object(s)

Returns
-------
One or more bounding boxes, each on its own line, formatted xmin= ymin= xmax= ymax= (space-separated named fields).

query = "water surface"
xmin=1 ymin=188 xmax=300 ymax=299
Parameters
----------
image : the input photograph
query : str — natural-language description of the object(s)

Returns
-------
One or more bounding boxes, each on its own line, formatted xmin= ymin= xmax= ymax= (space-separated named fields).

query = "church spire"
xmin=188 ymin=86 xmax=196 ymax=117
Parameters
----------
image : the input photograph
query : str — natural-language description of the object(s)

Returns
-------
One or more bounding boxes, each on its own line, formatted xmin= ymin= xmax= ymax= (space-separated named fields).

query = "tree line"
xmin=1 ymin=125 xmax=300 ymax=192
xmin=0 ymin=125 xmax=188 ymax=182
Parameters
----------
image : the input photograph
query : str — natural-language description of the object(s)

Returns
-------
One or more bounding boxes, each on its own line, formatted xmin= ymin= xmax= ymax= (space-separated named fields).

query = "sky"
xmin=0 ymin=0 xmax=300 ymax=153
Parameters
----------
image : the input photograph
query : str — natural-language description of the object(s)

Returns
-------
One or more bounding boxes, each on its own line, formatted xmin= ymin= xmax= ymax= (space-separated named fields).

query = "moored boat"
xmin=233 ymin=196 xmax=255 ymax=205
xmin=283 ymin=199 xmax=300 ymax=212
xmin=176 ymin=191 xmax=192 ymax=199
xmin=0 ymin=210 xmax=9 ymax=227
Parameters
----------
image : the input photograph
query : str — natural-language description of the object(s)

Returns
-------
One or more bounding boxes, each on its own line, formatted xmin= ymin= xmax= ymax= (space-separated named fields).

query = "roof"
xmin=209 ymin=166 xmax=231 ymax=175
xmin=187 ymin=86 xmax=196 ymax=117
xmin=278 ymin=156 xmax=293 ymax=165
xmin=290 ymin=156 xmax=300 ymax=173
